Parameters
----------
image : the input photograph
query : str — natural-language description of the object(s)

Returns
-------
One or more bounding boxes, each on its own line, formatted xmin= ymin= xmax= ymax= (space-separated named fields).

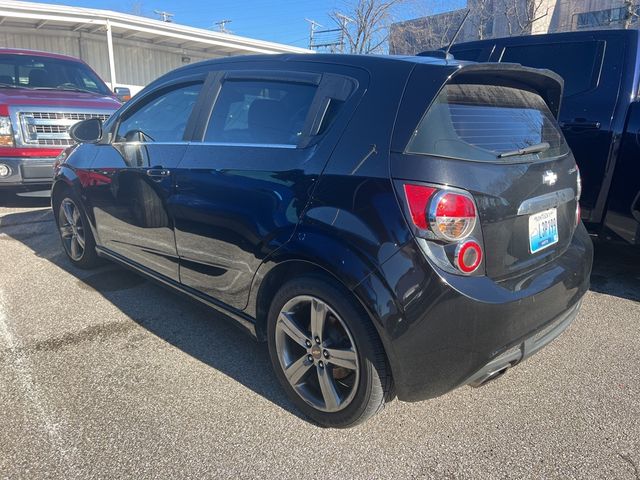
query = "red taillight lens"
xmin=403 ymin=184 xmax=436 ymax=230
xmin=455 ymin=240 xmax=483 ymax=273
xmin=430 ymin=191 xmax=477 ymax=241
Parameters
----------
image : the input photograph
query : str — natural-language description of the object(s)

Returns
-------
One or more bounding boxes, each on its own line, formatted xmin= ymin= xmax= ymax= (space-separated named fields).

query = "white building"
xmin=0 ymin=1 xmax=312 ymax=94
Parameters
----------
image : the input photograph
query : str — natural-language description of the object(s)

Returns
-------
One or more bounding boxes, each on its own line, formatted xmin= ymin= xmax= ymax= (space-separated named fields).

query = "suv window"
xmin=499 ymin=41 xmax=604 ymax=97
xmin=116 ymin=82 xmax=202 ymax=143
xmin=406 ymin=83 xmax=569 ymax=162
xmin=205 ymin=80 xmax=317 ymax=146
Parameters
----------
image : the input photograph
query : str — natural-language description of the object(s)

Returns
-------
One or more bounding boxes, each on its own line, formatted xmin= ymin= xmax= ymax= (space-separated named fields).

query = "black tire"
xmin=130 ymin=178 xmax=169 ymax=229
xmin=53 ymin=189 xmax=102 ymax=269
xmin=267 ymin=275 xmax=393 ymax=428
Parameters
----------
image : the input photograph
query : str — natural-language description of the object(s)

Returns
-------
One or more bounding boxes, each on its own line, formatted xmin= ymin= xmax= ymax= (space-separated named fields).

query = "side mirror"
xmin=114 ymin=86 xmax=131 ymax=102
xmin=69 ymin=118 xmax=103 ymax=143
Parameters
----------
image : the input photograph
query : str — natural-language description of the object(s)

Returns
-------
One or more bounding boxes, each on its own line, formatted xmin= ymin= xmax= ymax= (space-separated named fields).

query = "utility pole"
xmin=305 ymin=18 xmax=322 ymax=50
xmin=334 ymin=13 xmax=353 ymax=53
xmin=154 ymin=10 xmax=174 ymax=22
xmin=215 ymin=19 xmax=232 ymax=33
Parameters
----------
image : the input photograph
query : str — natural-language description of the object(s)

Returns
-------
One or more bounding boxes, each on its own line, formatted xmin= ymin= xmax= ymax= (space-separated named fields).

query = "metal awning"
xmin=0 ymin=0 xmax=312 ymax=87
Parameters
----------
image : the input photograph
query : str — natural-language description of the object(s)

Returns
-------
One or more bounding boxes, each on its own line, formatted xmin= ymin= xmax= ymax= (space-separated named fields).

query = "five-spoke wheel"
xmin=268 ymin=276 xmax=392 ymax=428
xmin=58 ymin=197 xmax=86 ymax=261
xmin=275 ymin=295 xmax=359 ymax=412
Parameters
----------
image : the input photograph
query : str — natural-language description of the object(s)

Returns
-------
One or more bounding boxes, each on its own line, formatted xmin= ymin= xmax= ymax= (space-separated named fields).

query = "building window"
xmin=576 ymin=6 xmax=639 ymax=29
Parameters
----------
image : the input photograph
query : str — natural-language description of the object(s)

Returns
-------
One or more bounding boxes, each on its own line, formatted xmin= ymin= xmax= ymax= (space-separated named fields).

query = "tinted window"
xmin=205 ymin=80 xmax=317 ymax=146
xmin=0 ymin=54 xmax=111 ymax=95
xmin=406 ymin=84 xmax=568 ymax=162
xmin=500 ymin=41 xmax=603 ymax=97
xmin=117 ymin=83 xmax=202 ymax=143
xmin=451 ymin=48 xmax=483 ymax=62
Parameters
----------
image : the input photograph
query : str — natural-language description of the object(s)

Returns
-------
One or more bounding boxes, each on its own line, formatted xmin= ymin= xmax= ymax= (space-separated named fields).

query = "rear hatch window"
xmin=406 ymin=84 xmax=569 ymax=162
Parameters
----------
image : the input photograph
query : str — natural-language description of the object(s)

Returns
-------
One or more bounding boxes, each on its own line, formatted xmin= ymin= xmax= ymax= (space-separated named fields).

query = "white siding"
xmin=0 ymin=26 xmax=222 ymax=89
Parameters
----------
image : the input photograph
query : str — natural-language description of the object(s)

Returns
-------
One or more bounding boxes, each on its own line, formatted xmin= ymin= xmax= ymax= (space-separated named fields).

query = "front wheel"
xmin=54 ymin=190 xmax=101 ymax=269
xmin=267 ymin=276 xmax=393 ymax=428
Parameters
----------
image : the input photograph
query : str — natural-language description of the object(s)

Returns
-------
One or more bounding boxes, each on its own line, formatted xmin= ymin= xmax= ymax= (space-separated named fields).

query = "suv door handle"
xmin=559 ymin=120 xmax=601 ymax=130
xmin=146 ymin=167 xmax=170 ymax=178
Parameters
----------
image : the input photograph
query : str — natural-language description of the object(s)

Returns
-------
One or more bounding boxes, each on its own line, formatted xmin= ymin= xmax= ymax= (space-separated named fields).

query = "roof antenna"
xmin=444 ymin=9 xmax=470 ymax=59
xmin=417 ymin=8 xmax=470 ymax=60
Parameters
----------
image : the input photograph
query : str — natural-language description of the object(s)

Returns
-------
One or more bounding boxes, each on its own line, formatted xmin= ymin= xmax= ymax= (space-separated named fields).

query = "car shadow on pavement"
xmin=0 ymin=207 xmax=306 ymax=422
xmin=590 ymin=239 xmax=640 ymax=303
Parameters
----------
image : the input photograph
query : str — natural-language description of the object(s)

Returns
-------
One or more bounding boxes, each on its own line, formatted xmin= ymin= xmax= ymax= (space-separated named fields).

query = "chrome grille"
xmin=16 ymin=109 xmax=112 ymax=147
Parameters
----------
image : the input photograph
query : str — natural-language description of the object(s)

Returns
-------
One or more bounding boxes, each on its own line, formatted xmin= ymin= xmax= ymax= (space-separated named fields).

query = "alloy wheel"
xmin=58 ymin=198 xmax=86 ymax=261
xmin=274 ymin=295 xmax=360 ymax=413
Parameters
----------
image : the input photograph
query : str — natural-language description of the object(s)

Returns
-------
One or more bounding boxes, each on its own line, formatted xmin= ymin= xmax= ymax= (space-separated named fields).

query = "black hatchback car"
xmin=52 ymin=53 xmax=593 ymax=428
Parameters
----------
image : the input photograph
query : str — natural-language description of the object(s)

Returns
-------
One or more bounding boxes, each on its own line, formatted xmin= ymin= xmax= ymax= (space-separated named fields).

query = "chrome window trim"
xmin=195 ymin=142 xmax=298 ymax=149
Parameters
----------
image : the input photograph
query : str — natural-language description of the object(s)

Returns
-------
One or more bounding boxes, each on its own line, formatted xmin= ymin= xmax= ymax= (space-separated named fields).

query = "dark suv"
xmin=52 ymin=54 xmax=593 ymax=428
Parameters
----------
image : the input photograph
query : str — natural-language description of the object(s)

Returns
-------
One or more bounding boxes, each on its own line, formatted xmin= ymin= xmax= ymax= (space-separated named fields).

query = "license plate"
xmin=529 ymin=208 xmax=559 ymax=254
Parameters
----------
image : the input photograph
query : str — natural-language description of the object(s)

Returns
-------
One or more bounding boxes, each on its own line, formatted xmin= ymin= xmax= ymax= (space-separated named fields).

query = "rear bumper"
xmin=364 ymin=223 xmax=593 ymax=402
xmin=0 ymin=157 xmax=55 ymax=188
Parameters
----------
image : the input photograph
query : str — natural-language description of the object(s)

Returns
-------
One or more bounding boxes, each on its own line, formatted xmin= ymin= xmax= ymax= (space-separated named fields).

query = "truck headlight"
xmin=0 ymin=113 xmax=14 ymax=147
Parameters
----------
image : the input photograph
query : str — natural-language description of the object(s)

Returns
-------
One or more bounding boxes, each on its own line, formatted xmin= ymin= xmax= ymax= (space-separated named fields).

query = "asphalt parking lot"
xmin=0 ymin=196 xmax=638 ymax=480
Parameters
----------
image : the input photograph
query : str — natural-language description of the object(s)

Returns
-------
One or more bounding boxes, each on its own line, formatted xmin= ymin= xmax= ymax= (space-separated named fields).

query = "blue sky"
xmin=36 ymin=0 xmax=465 ymax=49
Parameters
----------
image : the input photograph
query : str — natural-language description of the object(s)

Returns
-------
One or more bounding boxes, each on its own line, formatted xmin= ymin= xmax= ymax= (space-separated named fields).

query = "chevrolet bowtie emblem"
xmin=542 ymin=170 xmax=558 ymax=186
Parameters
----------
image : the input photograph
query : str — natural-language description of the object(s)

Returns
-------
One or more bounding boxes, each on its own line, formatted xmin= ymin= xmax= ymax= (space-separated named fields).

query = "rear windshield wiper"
xmin=497 ymin=142 xmax=550 ymax=159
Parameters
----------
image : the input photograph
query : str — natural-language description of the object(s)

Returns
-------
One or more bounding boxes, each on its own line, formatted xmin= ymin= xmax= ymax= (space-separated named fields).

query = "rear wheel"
xmin=267 ymin=276 xmax=392 ymax=428
xmin=54 ymin=191 xmax=101 ymax=269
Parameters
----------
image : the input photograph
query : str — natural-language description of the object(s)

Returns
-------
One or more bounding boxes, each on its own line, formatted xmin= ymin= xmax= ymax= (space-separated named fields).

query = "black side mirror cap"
xmin=69 ymin=118 xmax=103 ymax=143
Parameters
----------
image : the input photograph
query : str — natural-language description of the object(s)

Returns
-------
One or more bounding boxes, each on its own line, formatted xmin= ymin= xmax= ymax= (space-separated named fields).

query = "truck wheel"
xmin=54 ymin=191 xmax=101 ymax=269
xmin=267 ymin=275 xmax=393 ymax=428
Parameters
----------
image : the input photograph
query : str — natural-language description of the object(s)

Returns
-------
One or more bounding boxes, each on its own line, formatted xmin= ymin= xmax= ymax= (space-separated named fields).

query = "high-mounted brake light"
xmin=429 ymin=190 xmax=477 ymax=241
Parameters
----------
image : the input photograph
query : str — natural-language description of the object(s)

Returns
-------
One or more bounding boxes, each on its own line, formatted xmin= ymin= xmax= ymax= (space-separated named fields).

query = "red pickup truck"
xmin=0 ymin=49 xmax=121 ymax=196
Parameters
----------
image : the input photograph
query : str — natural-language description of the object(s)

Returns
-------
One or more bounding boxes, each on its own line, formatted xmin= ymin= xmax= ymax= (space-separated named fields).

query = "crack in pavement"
xmin=620 ymin=453 xmax=640 ymax=480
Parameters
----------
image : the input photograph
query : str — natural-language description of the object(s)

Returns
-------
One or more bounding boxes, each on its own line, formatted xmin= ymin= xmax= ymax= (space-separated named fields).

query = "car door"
xmin=85 ymin=78 xmax=205 ymax=281
xmin=171 ymin=66 xmax=365 ymax=310
xmin=491 ymin=34 xmax=626 ymax=222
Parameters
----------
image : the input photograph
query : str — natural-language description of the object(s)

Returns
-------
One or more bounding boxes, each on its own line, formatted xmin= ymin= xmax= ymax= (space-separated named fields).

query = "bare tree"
xmin=468 ymin=0 xmax=495 ymax=41
xmin=331 ymin=0 xmax=405 ymax=54
xmin=500 ymin=0 xmax=551 ymax=36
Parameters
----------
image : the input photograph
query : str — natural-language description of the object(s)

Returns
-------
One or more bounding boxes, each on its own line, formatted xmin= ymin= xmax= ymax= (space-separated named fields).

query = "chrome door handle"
xmin=146 ymin=168 xmax=170 ymax=178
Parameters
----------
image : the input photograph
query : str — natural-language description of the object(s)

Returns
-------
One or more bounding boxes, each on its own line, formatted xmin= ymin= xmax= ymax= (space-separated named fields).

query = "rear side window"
xmin=500 ymin=41 xmax=604 ymax=97
xmin=406 ymin=84 xmax=569 ymax=162
xmin=450 ymin=48 xmax=484 ymax=62
xmin=205 ymin=80 xmax=317 ymax=146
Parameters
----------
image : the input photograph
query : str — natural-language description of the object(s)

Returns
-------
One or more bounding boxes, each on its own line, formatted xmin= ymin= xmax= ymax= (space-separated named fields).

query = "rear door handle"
xmin=559 ymin=120 xmax=601 ymax=130
xmin=146 ymin=167 xmax=170 ymax=178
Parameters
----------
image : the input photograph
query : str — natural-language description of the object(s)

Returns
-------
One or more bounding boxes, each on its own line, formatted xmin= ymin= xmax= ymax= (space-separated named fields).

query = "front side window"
xmin=406 ymin=83 xmax=569 ymax=162
xmin=205 ymin=80 xmax=317 ymax=146
xmin=116 ymin=83 xmax=202 ymax=143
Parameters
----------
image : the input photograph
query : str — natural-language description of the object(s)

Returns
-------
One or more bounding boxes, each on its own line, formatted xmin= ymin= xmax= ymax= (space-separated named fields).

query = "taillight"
xmin=0 ymin=105 xmax=14 ymax=148
xmin=455 ymin=240 xmax=483 ymax=273
xmin=403 ymin=184 xmax=436 ymax=230
xmin=429 ymin=190 xmax=477 ymax=241
xmin=402 ymin=182 xmax=483 ymax=275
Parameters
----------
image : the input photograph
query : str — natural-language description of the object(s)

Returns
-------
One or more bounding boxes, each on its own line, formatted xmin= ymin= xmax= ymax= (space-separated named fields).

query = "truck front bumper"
xmin=0 ymin=157 xmax=55 ymax=188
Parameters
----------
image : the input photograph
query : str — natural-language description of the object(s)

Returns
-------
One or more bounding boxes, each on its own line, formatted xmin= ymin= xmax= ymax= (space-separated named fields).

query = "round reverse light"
xmin=0 ymin=164 xmax=10 ymax=177
xmin=455 ymin=240 xmax=483 ymax=274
